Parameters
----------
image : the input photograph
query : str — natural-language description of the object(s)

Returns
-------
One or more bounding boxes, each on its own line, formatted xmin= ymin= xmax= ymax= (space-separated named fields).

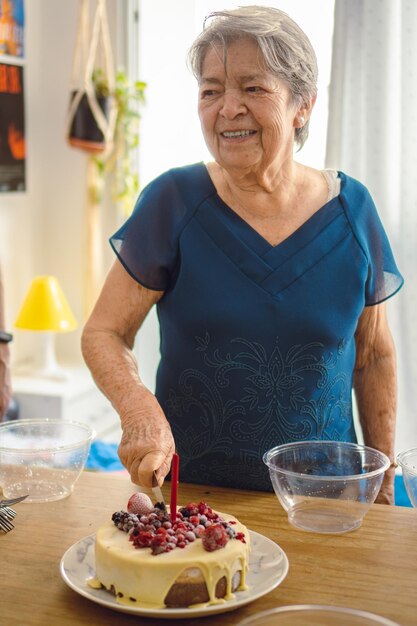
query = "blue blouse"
xmin=110 ymin=163 xmax=403 ymax=491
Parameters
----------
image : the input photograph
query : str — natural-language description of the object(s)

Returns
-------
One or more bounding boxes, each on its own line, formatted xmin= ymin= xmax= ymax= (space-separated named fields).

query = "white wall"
xmin=0 ymin=0 xmax=121 ymax=367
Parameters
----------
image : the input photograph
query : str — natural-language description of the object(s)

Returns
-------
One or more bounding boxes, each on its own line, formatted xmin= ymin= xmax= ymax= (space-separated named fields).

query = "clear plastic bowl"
xmin=263 ymin=441 xmax=390 ymax=534
xmin=0 ymin=419 xmax=95 ymax=502
xmin=396 ymin=447 xmax=417 ymax=507
xmin=236 ymin=605 xmax=400 ymax=626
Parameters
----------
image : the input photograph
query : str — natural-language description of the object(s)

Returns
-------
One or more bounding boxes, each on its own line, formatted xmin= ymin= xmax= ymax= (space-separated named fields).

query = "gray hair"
xmin=188 ymin=5 xmax=318 ymax=149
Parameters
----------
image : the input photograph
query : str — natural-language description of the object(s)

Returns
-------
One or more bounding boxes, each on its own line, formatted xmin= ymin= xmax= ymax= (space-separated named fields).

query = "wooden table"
xmin=1 ymin=471 xmax=416 ymax=626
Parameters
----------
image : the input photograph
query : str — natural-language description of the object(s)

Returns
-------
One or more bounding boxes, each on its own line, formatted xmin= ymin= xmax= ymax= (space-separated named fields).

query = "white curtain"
xmin=326 ymin=0 xmax=417 ymax=454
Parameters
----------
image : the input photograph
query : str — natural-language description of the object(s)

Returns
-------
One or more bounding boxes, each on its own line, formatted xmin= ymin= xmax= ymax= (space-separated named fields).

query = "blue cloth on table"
xmin=110 ymin=163 xmax=404 ymax=492
xmin=86 ymin=440 xmax=124 ymax=471
xmin=395 ymin=474 xmax=412 ymax=507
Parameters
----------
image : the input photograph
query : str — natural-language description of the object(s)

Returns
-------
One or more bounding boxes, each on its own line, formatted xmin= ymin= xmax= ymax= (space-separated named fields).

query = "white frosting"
xmin=91 ymin=510 xmax=250 ymax=609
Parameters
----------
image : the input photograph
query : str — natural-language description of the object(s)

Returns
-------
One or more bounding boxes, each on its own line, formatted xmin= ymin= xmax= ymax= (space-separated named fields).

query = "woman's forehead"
xmin=200 ymin=38 xmax=268 ymax=80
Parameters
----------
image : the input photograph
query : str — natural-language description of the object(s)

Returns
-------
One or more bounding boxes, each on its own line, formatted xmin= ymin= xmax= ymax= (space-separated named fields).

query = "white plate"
xmin=60 ymin=530 xmax=289 ymax=619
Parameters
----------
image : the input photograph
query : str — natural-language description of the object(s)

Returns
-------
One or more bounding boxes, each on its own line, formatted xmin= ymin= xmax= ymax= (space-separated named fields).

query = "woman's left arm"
xmin=353 ymin=302 xmax=397 ymax=505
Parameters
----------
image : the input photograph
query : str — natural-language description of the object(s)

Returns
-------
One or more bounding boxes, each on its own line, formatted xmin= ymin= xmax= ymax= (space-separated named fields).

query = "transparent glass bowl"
xmin=0 ymin=419 xmax=95 ymax=502
xmin=236 ymin=605 xmax=400 ymax=626
xmin=396 ymin=447 xmax=417 ymax=507
xmin=263 ymin=441 xmax=390 ymax=534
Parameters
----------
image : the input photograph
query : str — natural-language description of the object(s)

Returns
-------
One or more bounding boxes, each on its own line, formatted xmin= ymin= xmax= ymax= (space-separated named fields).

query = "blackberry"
xmin=111 ymin=510 xmax=139 ymax=532
xmin=112 ymin=511 xmax=124 ymax=525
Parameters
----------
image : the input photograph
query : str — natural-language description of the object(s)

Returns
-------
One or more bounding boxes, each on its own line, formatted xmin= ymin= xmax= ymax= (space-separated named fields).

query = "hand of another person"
xmin=0 ymin=343 xmax=11 ymax=421
xmin=118 ymin=388 xmax=175 ymax=488
xmin=374 ymin=465 xmax=395 ymax=505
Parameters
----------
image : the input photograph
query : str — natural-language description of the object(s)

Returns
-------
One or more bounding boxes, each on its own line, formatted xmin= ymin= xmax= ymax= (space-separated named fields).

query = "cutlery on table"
xmin=0 ymin=495 xmax=29 ymax=508
xmin=0 ymin=494 xmax=29 ymax=533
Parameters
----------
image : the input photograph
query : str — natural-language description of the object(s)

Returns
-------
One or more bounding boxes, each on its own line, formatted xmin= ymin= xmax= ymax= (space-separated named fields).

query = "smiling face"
xmin=198 ymin=37 xmax=307 ymax=178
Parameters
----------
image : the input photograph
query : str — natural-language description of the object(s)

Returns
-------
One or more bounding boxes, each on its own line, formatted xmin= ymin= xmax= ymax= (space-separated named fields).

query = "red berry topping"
xmin=131 ymin=531 xmax=153 ymax=548
xmin=113 ymin=500 xmax=241 ymax=556
xmin=202 ymin=523 xmax=229 ymax=552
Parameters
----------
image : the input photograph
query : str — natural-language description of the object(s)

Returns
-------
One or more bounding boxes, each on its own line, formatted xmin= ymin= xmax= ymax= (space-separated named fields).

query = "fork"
xmin=0 ymin=495 xmax=28 ymax=534
xmin=1 ymin=506 xmax=16 ymax=519
xmin=0 ymin=495 xmax=29 ymax=508
xmin=0 ymin=510 xmax=14 ymax=532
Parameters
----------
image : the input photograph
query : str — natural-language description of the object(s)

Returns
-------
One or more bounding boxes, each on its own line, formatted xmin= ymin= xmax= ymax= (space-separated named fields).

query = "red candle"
xmin=170 ymin=452 xmax=180 ymax=522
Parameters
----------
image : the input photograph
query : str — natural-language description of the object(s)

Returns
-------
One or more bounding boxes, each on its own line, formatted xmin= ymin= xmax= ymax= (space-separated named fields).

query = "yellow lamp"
xmin=15 ymin=276 xmax=78 ymax=379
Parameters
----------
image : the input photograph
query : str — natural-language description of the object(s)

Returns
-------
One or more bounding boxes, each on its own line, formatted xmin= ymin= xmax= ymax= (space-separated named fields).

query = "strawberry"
xmin=127 ymin=492 xmax=153 ymax=516
xmin=202 ymin=523 xmax=229 ymax=552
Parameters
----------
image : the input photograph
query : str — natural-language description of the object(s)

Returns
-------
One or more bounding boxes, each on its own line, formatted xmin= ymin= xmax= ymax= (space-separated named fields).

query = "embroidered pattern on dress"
xmin=166 ymin=334 xmax=352 ymax=489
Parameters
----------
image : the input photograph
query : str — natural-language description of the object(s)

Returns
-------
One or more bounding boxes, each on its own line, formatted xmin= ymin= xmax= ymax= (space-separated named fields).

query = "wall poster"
xmin=0 ymin=0 xmax=25 ymax=192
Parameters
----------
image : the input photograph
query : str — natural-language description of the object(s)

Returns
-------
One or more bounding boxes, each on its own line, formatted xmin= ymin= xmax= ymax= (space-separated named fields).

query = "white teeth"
xmin=222 ymin=130 xmax=255 ymax=138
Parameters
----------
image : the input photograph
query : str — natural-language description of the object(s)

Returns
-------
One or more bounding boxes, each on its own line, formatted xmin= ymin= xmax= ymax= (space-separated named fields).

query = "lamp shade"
xmin=15 ymin=276 xmax=78 ymax=332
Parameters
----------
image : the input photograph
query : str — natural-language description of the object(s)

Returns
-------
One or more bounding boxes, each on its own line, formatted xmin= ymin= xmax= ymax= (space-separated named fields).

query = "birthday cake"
xmin=91 ymin=493 xmax=250 ymax=609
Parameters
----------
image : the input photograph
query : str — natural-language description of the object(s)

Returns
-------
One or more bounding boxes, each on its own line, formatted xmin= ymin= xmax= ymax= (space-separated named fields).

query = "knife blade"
xmin=152 ymin=471 xmax=165 ymax=507
xmin=0 ymin=494 xmax=29 ymax=508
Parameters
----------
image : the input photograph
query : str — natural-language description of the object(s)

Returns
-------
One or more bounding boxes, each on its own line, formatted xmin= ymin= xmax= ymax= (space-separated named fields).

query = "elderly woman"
xmin=82 ymin=6 xmax=403 ymax=503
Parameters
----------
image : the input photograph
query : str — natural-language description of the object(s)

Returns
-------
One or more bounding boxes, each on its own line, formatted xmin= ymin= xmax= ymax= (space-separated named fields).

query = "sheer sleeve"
xmin=341 ymin=174 xmax=404 ymax=306
xmin=110 ymin=169 xmax=190 ymax=291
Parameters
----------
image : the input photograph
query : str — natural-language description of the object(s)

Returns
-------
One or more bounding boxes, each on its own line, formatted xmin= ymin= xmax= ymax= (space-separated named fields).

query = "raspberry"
xmin=150 ymin=534 xmax=166 ymax=546
xmin=198 ymin=502 xmax=212 ymax=516
xmin=202 ymin=523 xmax=229 ymax=552
xmin=127 ymin=492 xmax=154 ymax=516
xmin=186 ymin=502 xmax=199 ymax=515
xmin=131 ymin=530 xmax=153 ymax=548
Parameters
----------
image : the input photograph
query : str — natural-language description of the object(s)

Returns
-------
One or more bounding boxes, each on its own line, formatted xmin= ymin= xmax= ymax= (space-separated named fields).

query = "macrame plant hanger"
xmin=66 ymin=0 xmax=117 ymax=318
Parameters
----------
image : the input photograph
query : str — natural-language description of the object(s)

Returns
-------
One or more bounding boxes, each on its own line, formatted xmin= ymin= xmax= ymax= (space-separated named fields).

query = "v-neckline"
xmin=201 ymin=163 xmax=343 ymax=254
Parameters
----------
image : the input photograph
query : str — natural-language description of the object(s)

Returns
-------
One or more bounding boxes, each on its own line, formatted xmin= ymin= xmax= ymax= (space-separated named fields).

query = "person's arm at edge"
xmin=0 ymin=263 xmax=11 ymax=420
xmin=81 ymin=260 xmax=175 ymax=487
xmin=353 ymin=302 xmax=397 ymax=504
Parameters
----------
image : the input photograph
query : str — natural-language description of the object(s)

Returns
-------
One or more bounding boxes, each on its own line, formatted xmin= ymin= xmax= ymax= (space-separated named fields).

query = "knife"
xmin=0 ymin=494 xmax=29 ymax=508
xmin=152 ymin=471 xmax=166 ymax=508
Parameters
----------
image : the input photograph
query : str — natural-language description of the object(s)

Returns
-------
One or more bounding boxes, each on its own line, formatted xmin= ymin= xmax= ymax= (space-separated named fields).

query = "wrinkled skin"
xmin=117 ymin=390 xmax=175 ymax=487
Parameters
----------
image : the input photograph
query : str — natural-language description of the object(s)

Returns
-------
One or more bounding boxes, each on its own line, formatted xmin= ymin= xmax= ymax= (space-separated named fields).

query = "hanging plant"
xmin=68 ymin=88 xmax=111 ymax=154
xmin=91 ymin=68 xmax=147 ymax=215
xmin=66 ymin=0 xmax=117 ymax=155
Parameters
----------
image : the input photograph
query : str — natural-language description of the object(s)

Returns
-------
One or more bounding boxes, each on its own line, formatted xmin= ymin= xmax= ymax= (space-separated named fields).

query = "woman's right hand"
xmin=118 ymin=389 xmax=175 ymax=488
